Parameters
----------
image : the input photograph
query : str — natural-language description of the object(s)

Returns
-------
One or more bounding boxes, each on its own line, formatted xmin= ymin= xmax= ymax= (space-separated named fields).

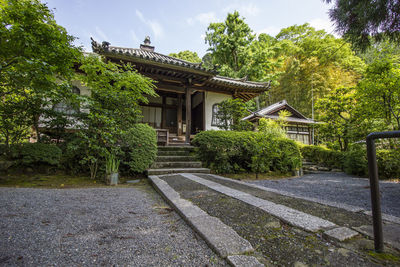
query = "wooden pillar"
xmin=185 ymin=87 xmax=191 ymax=143
xmin=177 ymin=94 xmax=182 ymax=136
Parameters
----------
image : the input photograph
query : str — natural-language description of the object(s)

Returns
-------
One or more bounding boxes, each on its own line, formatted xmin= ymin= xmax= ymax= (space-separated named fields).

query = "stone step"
xmin=156 ymin=156 xmax=197 ymax=162
xmin=157 ymin=146 xmax=194 ymax=151
xmin=157 ymin=150 xmax=190 ymax=156
xmin=147 ymin=168 xmax=210 ymax=175
xmin=151 ymin=161 xmax=202 ymax=169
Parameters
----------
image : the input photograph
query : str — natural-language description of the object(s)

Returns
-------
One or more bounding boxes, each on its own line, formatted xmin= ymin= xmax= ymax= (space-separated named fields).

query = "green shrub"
xmin=377 ymin=149 xmax=400 ymax=179
xmin=60 ymin=135 xmax=87 ymax=175
xmin=11 ymin=143 xmax=62 ymax=166
xmin=121 ymin=124 xmax=157 ymax=173
xmin=343 ymin=147 xmax=368 ymax=176
xmin=301 ymin=145 xmax=344 ymax=169
xmin=192 ymin=130 xmax=301 ymax=174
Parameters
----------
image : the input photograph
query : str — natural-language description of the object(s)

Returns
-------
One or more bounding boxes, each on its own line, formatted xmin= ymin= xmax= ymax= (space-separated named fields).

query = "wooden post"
xmin=177 ymin=94 xmax=182 ymax=136
xmin=185 ymin=87 xmax=191 ymax=143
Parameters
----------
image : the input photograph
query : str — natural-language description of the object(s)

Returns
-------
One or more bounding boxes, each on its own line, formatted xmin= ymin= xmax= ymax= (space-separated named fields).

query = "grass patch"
xmin=220 ymin=171 xmax=293 ymax=181
xmin=0 ymin=173 xmax=146 ymax=188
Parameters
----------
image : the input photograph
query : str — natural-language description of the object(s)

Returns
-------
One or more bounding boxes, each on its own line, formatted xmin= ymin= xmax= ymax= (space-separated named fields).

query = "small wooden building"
xmin=242 ymin=100 xmax=315 ymax=145
xmin=91 ymin=37 xmax=270 ymax=144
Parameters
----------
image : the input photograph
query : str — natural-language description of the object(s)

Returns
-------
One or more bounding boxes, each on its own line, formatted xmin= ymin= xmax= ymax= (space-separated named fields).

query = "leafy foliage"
xmin=214 ymin=98 xmax=253 ymax=131
xmin=168 ymin=50 xmax=201 ymax=63
xmin=301 ymin=144 xmax=400 ymax=179
xmin=192 ymin=131 xmax=301 ymax=174
xmin=0 ymin=0 xmax=81 ymax=145
xmin=324 ymin=0 xmax=400 ymax=50
xmin=75 ymin=55 xmax=156 ymax=178
xmin=9 ymin=143 xmax=62 ymax=166
xmin=120 ymin=124 xmax=157 ymax=173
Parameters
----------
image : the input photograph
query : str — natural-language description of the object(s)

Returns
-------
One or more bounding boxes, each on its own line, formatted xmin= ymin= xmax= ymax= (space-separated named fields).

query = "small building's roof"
xmin=90 ymin=38 xmax=270 ymax=101
xmin=242 ymin=100 xmax=316 ymax=124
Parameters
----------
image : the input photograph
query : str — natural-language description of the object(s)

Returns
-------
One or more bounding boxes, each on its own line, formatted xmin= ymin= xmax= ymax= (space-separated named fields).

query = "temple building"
xmin=242 ymin=100 xmax=315 ymax=145
xmin=90 ymin=37 xmax=270 ymax=144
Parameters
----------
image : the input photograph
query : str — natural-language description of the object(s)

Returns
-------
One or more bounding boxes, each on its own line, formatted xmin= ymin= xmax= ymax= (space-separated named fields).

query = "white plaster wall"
xmin=204 ymin=91 xmax=232 ymax=131
xmin=72 ymin=80 xmax=91 ymax=96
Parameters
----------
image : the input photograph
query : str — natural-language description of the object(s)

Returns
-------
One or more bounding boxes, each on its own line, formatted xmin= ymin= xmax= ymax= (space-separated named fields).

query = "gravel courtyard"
xmin=0 ymin=184 xmax=226 ymax=266
xmin=250 ymin=172 xmax=400 ymax=217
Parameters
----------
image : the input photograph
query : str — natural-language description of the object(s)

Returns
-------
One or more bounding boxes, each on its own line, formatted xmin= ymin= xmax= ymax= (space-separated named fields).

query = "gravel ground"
xmin=0 ymin=184 xmax=227 ymax=266
xmin=249 ymin=172 xmax=400 ymax=217
xmin=161 ymin=175 xmax=381 ymax=267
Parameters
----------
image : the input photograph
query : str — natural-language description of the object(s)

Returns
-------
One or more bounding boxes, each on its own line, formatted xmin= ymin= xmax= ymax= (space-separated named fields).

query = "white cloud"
xmin=309 ymin=18 xmax=336 ymax=35
xmin=135 ymin=9 xmax=164 ymax=39
xmin=256 ymin=26 xmax=281 ymax=37
xmin=94 ymin=26 xmax=109 ymax=41
xmin=130 ymin=30 xmax=139 ymax=45
xmin=223 ymin=3 xmax=260 ymax=17
xmin=187 ymin=12 xmax=217 ymax=26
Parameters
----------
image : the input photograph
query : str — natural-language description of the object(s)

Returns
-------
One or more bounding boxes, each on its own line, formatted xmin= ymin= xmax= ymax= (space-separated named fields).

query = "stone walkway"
xmin=152 ymin=173 xmax=400 ymax=266
xmin=249 ymin=172 xmax=400 ymax=218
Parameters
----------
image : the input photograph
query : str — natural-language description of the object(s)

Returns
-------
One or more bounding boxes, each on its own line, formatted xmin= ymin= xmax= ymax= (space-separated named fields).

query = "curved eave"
xmin=99 ymin=50 xmax=215 ymax=78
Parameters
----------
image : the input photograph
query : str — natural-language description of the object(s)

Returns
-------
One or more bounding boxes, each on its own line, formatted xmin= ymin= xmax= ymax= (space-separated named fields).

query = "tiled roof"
xmin=91 ymin=39 xmax=212 ymax=73
xmin=91 ymin=38 xmax=270 ymax=94
xmin=208 ymin=76 xmax=270 ymax=90
xmin=242 ymin=100 xmax=315 ymax=124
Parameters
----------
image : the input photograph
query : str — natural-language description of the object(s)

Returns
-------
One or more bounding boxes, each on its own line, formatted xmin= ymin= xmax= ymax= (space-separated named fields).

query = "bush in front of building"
xmin=8 ymin=143 xmax=62 ymax=167
xmin=192 ymin=130 xmax=301 ymax=174
xmin=120 ymin=123 xmax=157 ymax=173
xmin=301 ymin=144 xmax=400 ymax=179
xmin=301 ymin=145 xmax=345 ymax=170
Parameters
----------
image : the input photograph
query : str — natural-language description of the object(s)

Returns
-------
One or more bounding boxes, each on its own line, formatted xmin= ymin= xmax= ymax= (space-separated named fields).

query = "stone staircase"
xmin=302 ymin=160 xmax=341 ymax=174
xmin=146 ymin=146 xmax=210 ymax=175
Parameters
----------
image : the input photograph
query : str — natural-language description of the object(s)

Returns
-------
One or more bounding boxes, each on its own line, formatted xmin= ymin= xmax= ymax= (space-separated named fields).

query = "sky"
xmin=44 ymin=0 xmax=336 ymax=57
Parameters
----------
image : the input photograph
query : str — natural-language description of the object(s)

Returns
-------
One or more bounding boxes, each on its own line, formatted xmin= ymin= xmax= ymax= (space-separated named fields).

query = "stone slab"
xmin=126 ymin=179 xmax=141 ymax=184
xmin=173 ymin=198 xmax=209 ymax=219
xmin=189 ymin=215 xmax=254 ymax=258
xmin=147 ymin=168 xmax=210 ymax=175
xmin=182 ymin=173 xmax=336 ymax=232
xmin=148 ymin=175 xmax=255 ymax=260
xmin=258 ymin=203 xmax=336 ymax=232
xmin=226 ymin=255 xmax=264 ymax=267
xmin=323 ymin=227 xmax=359 ymax=242
xmin=354 ymin=224 xmax=400 ymax=250
xmin=207 ymin=174 xmax=365 ymax=213
xmin=363 ymin=210 xmax=400 ymax=225
xmin=148 ymin=176 xmax=181 ymax=201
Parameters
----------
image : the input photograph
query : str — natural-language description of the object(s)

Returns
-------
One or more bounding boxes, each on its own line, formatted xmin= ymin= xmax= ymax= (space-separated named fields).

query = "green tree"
xmin=168 ymin=50 xmax=201 ymax=63
xmin=316 ymin=87 xmax=359 ymax=151
xmin=205 ymin=11 xmax=255 ymax=77
xmin=75 ymin=55 xmax=157 ymax=178
xmin=357 ymin=57 xmax=400 ymax=131
xmin=269 ymin=24 xmax=364 ymax=117
xmin=324 ymin=0 xmax=400 ymax=50
xmin=0 ymin=0 xmax=81 ymax=145
xmin=215 ymin=98 xmax=253 ymax=131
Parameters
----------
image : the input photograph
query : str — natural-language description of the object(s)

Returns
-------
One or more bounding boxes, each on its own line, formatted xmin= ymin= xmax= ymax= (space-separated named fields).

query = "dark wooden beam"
xmin=185 ymin=87 xmax=191 ymax=143
xmin=177 ymin=94 xmax=182 ymax=136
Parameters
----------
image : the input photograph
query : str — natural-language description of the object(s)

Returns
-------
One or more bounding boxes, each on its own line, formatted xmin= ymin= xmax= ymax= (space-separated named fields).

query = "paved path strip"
xmin=180 ymin=173 xmax=337 ymax=232
xmin=207 ymin=174 xmax=400 ymax=225
xmin=148 ymin=175 xmax=263 ymax=266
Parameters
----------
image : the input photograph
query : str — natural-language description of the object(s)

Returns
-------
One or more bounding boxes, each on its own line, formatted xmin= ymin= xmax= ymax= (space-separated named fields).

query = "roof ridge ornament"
xmin=90 ymin=37 xmax=110 ymax=53
xmin=140 ymin=36 xmax=155 ymax=52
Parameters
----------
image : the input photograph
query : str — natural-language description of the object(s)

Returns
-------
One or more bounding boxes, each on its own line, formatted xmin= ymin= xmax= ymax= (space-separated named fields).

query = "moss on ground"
xmin=0 ymin=173 xmax=146 ymax=188
xmin=161 ymin=175 xmax=398 ymax=266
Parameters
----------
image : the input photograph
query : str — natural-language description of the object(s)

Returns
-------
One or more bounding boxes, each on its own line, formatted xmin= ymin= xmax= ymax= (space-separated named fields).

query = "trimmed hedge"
xmin=9 ymin=143 xmax=62 ymax=166
xmin=301 ymin=145 xmax=344 ymax=170
xmin=121 ymin=123 xmax=157 ymax=173
xmin=192 ymin=131 xmax=301 ymax=174
xmin=301 ymin=145 xmax=400 ymax=179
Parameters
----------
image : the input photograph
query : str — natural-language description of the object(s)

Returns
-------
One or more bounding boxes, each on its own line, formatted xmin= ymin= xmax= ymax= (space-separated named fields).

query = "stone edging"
xmin=148 ymin=175 xmax=264 ymax=267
